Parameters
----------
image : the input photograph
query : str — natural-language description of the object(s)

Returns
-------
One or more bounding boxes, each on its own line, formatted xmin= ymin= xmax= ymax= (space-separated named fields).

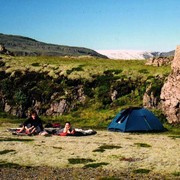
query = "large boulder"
xmin=145 ymin=57 xmax=173 ymax=66
xmin=160 ymin=46 xmax=180 ymax=123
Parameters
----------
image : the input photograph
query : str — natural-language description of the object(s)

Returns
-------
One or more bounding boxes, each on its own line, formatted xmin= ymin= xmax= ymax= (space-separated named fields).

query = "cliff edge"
xmin=160 ymin=46 xmax=180 ymax=123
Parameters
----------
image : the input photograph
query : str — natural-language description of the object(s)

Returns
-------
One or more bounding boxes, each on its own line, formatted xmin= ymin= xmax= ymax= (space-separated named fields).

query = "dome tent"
xmin=108 ymin=107 xmax=165 ymax=132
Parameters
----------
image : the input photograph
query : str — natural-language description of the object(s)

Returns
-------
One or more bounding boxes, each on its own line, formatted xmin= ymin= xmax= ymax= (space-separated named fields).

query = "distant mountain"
xmin=0 ymin=33 xmax=107 ymax=58
xmin=96 ymin=50 xmax=175 ymax=60
xmin=158 ymin=50 xmax=175 ymax=57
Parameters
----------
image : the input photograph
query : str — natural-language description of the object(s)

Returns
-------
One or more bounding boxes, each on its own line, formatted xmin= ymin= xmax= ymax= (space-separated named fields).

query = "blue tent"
xmin=108 ymin=107 xmax=165 ymax=132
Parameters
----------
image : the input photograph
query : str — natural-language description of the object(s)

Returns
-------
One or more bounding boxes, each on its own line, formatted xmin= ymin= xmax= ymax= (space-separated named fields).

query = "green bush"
xmin=31 ymin=62 xmax=40 ymax=66
xmin=13 ymin=90 xmax=27 ymax=106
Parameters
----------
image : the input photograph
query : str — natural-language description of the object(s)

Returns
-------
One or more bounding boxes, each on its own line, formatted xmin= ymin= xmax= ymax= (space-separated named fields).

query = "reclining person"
xmin=56 ymin=121 xmax=75 ymax=136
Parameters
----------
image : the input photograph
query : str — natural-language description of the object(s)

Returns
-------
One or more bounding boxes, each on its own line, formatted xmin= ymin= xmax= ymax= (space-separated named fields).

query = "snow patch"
xmin=96 ymin=50 xmax=159 ymax=60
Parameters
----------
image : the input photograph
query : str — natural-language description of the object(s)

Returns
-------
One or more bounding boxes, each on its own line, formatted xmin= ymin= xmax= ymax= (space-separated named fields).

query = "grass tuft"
xmin=172 ymin=171 xmax=180 ymax=176
xmin=133 ymin=168 xmax=151 ymax=174
xmin=68 ymin=158 xmax=94 ymax=164
xmin=0 ymin=149 xmax=16 ymax=155
xmin=83 ymin=162 xmax=109 ymax=168
xmin=134 ymin=143 xmax=151 ymax=148
xmin=52 ymin=146 xmax=63 ymax=150
xmin=0 ymin=161 xmax=21 ymax=168
xmin=168 ymin=135 xmax=180 ymax=139
xmin=31 ymin=62 xmax=40 ymax=67
xmin=99 ymin=177 xmax=120 ymax=180
xmin=93 ymin=144 xmax=122 ymax=153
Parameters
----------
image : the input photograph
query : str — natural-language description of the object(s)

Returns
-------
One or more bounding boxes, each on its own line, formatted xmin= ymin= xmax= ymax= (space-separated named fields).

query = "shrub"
xmin=31 ymin=62 xmax=40 ymax=66
xmin=0 ymin=78 xmax=14 ymax=98
xmin=84 ymin=162 xmax=109 ymax=168
xmin=13 ymin=90 xmax=27 ymax=106
xmin=172 ymin=171 xmax=180 ymax=176
xmin=68 ymin=158 xmax=94 ymax=164
xmin=133 ymin=168 xmax=151 ymax=174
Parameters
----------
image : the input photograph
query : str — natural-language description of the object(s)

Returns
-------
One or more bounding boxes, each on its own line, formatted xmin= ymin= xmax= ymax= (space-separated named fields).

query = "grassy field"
xmin=0 ymin=123 xmax=180 ymax=179
xmin=1 ymin=56 xmax=180 ymax=179
xmin=2 ymin=55 xmax=170 ymax=80
xmin=1 ymin=55 xmax=171 ymax=126
xmin=0 ymin=55 xmax=175 ymax=129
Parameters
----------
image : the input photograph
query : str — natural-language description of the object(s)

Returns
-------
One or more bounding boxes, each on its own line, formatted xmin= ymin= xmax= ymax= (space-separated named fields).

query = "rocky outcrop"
xmin=143 ymin=75 xmax=164 ymax=109
xmin=145 ymin=57 xmax=173 ymax=66
xmin=0 ymin=44 xmax=13 ymax=55
xmin=2 ymin=85 xmax=87 ymax=117
xmin=46 ymin=86 xmax=86 ymax=116
xmin=160 ymin=46 xmax=180 ymax=123
xmin=143 ymin=84 xmax=159 ymax=108
xmin=46 ymin=99 xmax=69 ymax=116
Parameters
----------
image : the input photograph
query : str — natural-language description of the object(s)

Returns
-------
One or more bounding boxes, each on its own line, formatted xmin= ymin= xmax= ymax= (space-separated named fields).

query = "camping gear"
xmin=108 ymin=107 xmax=165 ymax=132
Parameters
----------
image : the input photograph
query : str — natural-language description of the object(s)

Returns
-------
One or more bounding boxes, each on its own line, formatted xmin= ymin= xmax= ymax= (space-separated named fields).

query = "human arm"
xmin=25 ymin=126 xmax=35 ymax=134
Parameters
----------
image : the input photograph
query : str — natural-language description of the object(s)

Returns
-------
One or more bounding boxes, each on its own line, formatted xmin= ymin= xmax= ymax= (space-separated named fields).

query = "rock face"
xmin=0 ymin=44 xmax=13 ymax=55
xmin=143 ymin=84 xmax=159 ymax=108
xmin=160 ymin=46 xmax=180 ymax=123
xmin=46 ymin=86 xmax=86 ymax=116
xmin=145 ymin=57 xmax=173 ymax=66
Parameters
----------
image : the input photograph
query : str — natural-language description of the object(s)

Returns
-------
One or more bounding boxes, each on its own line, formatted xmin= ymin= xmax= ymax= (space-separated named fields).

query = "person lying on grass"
xmin=15 ymin=110 xmax=48 ymax=136
xmin=56 ymin=121 xmax=75 ymax=136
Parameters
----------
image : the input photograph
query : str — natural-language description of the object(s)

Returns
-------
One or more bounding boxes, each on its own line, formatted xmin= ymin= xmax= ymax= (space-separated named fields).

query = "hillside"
xmin=0 ymin=55 xmax=171 ymax=126
xmin=0 ymin=33 xmax=107 ymax=58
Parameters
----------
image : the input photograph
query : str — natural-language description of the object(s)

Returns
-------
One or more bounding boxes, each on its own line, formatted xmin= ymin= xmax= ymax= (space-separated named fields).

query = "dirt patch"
xmin=0 ymin=166 xmax=176 ymax=180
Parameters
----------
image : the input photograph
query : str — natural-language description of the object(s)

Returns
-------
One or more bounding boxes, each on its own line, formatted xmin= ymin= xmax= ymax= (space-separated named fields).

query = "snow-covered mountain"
xmin=96 ymin=50 xmax=174 ymax=60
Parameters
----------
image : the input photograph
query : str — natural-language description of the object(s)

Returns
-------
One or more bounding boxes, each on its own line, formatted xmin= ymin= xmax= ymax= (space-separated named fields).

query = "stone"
xmin=111 ymin=90 xmax=118 ymax=101
xmin=160 ymin=46 xmax=180 ymax=123
xmin=146 ymin=57 xmax=173 ymax=66
xmin=46 ymin=99 xmax=69 ymax=116
xmin=143 ymin=84 xmax=159 ymax=108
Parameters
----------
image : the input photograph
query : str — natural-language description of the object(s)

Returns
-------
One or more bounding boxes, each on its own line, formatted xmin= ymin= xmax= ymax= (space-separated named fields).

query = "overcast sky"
xmin=0 ymin=0 xmax=180 ymax=51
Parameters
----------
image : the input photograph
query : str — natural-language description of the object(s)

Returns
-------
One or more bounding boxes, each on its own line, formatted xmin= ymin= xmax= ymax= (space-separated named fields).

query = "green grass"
xmin=99 ymin=176 xmax=122 ymax=180
xmin=2 ymin=56 xmax=170 ymax=80
xmin=163 ymin=123 xmax=180 ymax=135
xmin=41 ymin=105 xmax=118 ymax=129
xmin=99 ymin=178 xmax=120 ymax=180
xmin=172 ymin=171 xmax=180 ymax=176
xmin=0 ymin=161 xmax=21 ymax=168
xmin=1 ymin=109 xmax=179 ymax=135
xmin=1 ymin=55 xmax=178 ymax=132
xmin=168 ymin=135 xmax=180 ymax=139
xmin=0 ymin=111 xmax=24 ymax=125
